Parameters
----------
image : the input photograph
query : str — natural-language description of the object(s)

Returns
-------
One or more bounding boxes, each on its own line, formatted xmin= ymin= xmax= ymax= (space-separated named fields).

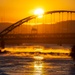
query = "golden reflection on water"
xmin=33 ymin=56 xmax=44 ymax=60
xmin=33 ymin=55 xmax=44 ymax=75
xmin=34 ymin=60 xmax=43 ymax=75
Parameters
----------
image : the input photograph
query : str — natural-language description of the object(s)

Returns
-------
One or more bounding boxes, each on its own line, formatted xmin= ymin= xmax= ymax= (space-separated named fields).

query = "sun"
xmin=34 ymin=8 xmax=44 ymax=15
xmin=34 ymin=8 xmax=44 ymax=18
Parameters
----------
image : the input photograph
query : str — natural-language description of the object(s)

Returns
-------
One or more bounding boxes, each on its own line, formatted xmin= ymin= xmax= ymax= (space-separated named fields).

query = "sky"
xmin=0 ymin=0 xmax=75 ymax=22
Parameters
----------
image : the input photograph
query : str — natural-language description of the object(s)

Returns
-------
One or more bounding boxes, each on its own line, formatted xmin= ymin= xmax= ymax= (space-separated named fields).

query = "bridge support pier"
xmin=0 ymin=36 xmax=5 ymax=49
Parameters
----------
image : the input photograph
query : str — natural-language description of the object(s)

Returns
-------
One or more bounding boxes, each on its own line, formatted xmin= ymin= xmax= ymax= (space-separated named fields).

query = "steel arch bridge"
xmin=0 ymin=10 xmax=75 ymax=48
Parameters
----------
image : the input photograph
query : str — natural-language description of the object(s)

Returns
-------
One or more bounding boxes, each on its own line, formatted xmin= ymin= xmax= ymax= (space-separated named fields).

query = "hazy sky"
xmin=0 ymin=0 xmax=75 ymax=22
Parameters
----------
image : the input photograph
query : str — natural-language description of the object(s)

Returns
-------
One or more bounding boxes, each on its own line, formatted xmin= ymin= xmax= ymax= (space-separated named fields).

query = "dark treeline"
xmin=70 ymin=45 xmax=75 ymax=61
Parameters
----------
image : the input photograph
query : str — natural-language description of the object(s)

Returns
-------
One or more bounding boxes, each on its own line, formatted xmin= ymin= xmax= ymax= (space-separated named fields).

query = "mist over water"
xmin=0 ymin=44 xmax=75 ymax=75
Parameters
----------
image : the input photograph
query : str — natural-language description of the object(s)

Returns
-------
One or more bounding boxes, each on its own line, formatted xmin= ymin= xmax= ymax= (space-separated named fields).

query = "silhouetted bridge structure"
xmin=0 ymin=10 xmax=75 ymax=48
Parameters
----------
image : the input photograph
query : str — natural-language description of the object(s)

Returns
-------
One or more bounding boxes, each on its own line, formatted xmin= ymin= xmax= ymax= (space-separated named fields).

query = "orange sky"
xmin=0 ymin=0 xmax=75 ymax=22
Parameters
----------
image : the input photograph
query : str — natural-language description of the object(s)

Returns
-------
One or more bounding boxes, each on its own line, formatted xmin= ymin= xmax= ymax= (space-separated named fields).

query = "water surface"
xmin=0 ymin=55 xmax=75 ymax=75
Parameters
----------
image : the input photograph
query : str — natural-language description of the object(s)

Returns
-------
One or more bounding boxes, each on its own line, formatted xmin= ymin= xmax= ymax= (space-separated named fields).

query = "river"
xmin=0 ymin=44 xmax=75 ymax=75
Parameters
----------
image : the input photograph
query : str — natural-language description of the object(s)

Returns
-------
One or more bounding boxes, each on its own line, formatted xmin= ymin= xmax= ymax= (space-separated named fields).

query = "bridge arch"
xmin=0 ymin=10 xmax=75 ymax=48
xmin=0 ymin=10 xmax=75 ymax=36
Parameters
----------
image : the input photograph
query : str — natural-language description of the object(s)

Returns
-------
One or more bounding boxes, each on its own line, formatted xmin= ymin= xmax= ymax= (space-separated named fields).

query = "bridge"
xmin=0 ymin=10 xmax=75 ymax=48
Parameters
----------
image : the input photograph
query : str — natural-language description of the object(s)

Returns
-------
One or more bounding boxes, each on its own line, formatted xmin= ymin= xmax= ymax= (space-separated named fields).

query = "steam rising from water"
xmin=1 ymin=44 xmax=71 ymax=58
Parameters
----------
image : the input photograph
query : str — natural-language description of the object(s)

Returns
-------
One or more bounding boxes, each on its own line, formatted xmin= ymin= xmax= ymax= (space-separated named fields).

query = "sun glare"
xmin=34 ymin=8 xmax=44 ymax=18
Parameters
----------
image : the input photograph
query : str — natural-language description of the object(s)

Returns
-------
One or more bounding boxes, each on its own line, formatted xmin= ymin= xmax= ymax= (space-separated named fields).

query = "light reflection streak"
xmin=34 ymin=60 xmax=43 ymax=75
xmin=33 ymin=54 xmax=44 ymax=75
xmin=33 ymin=56 xmax=44 ymax=60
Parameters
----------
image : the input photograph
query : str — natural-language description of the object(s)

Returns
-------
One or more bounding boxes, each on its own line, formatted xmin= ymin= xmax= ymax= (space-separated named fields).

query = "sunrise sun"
xmin=34 ymin=8 xmax=44 ymax=18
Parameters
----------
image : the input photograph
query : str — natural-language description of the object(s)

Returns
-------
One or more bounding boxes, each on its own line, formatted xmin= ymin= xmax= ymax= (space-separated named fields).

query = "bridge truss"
xmin=0 ymin=10 xmax=75 ymax=48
